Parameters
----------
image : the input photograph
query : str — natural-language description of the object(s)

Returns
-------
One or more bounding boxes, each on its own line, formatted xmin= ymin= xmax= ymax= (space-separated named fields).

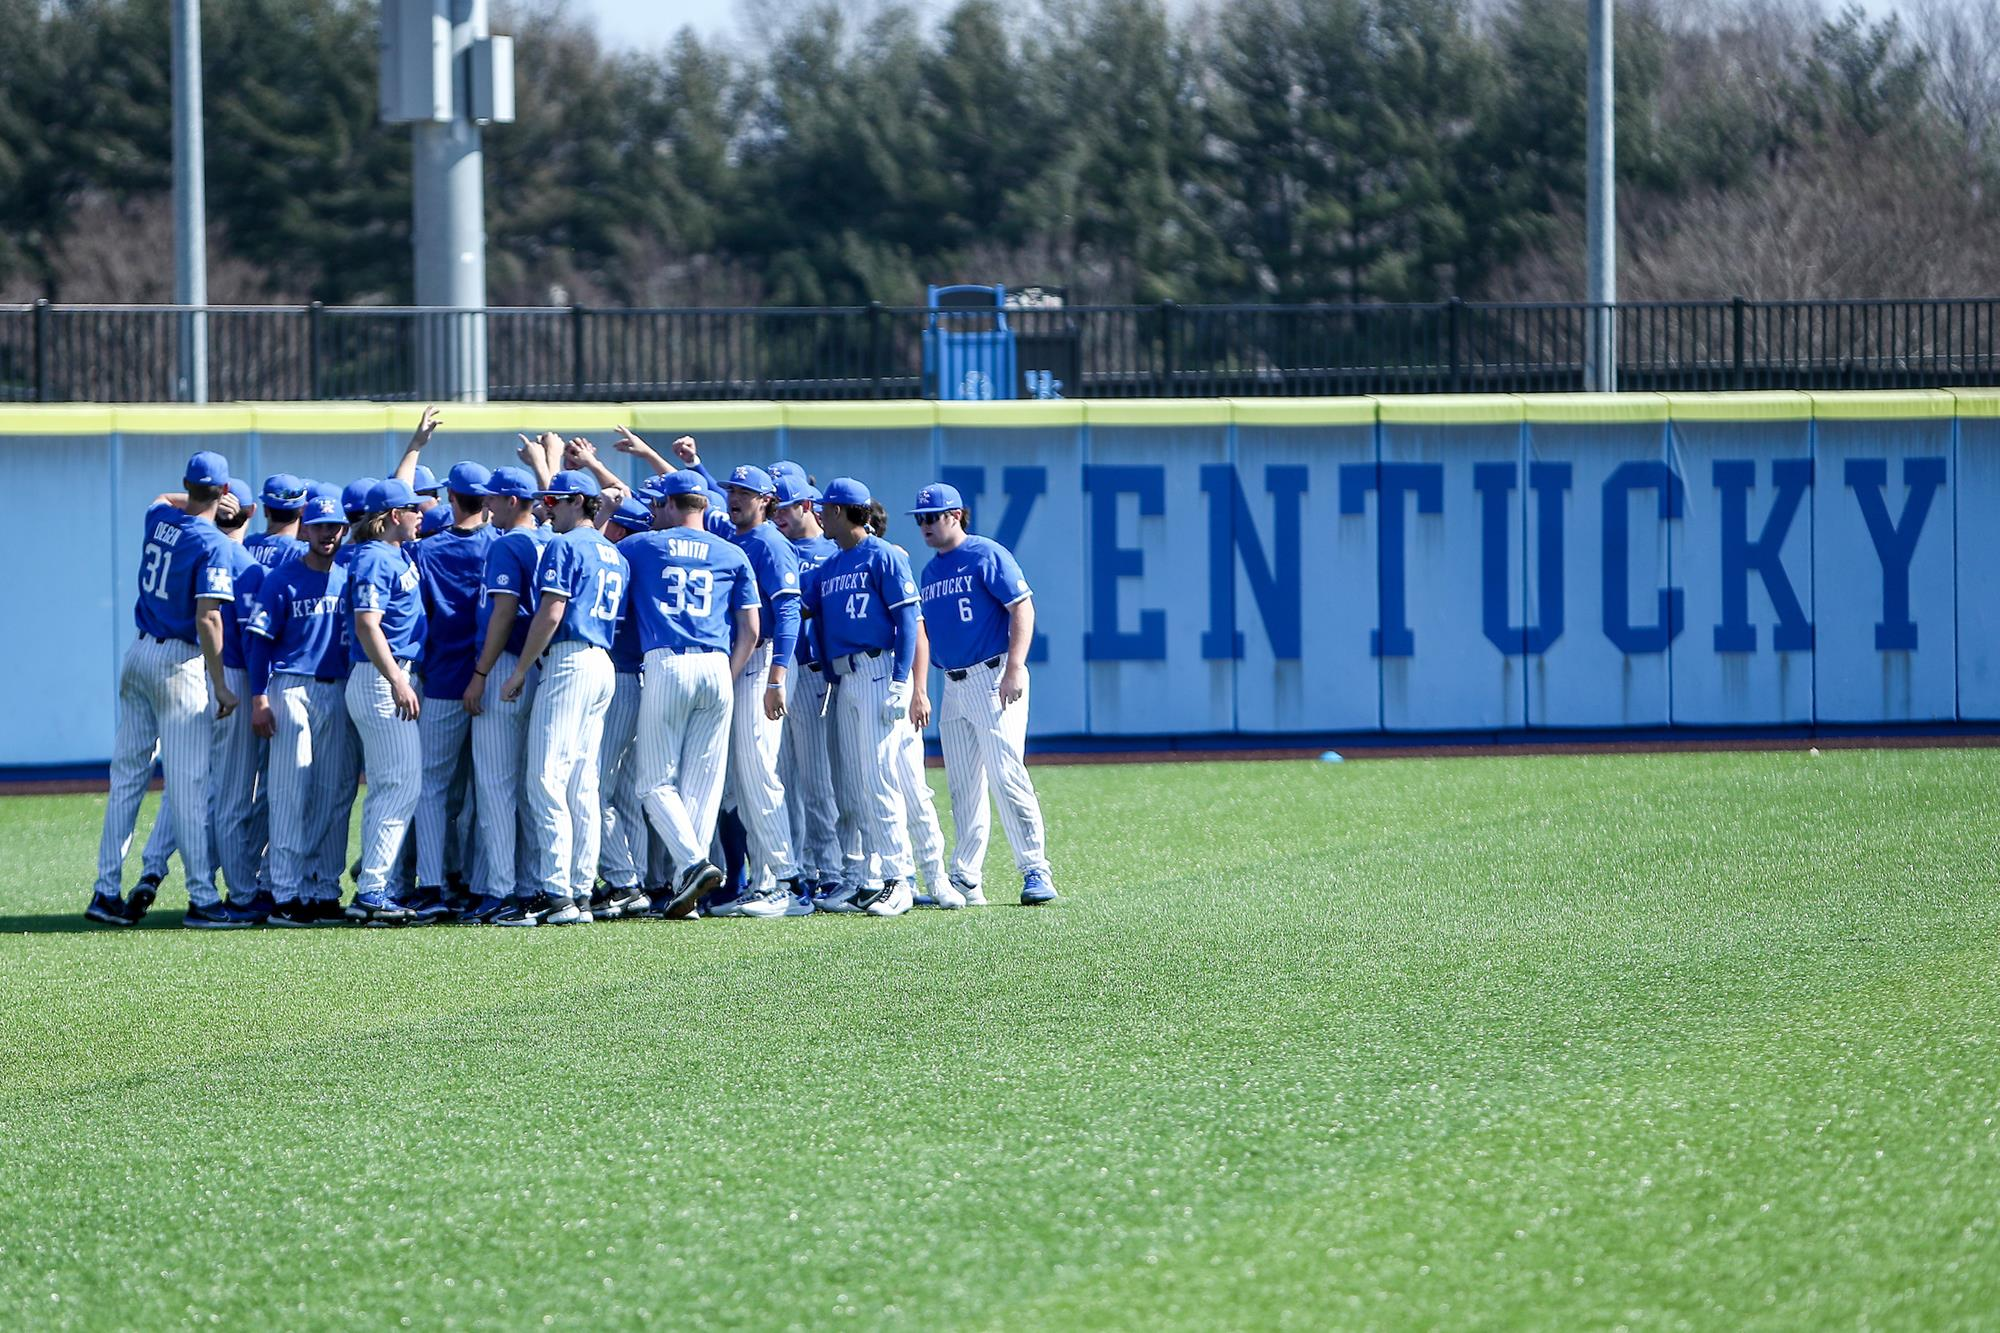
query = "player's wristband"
xmin=472 ymin=668 xmax=488 ymax=677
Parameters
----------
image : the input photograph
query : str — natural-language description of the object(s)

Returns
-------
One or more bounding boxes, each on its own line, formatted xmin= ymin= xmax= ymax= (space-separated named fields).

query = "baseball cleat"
xmin=267 ymin=900 xmax=319 ymax=928
xmin=703 ymin=891 xmax=752 ymax=918
xmin=458 ymin=894 xmax=508 ymax=924
xmin=588 ymin=886 xmax=616 ymax=919
xmin=782 ymin=881 xmax=817 ymax=917
xmin=912 ymin=891 xmax=937 ymax=907
xmin=84 ymin=891 xmax=132 ymax=927
xmin=853 ymin=880 xmax=889 ymax=912
xmin=930 ymin=881 xmax=967 ymax=910
xmin=952 ymin=877 xmax=986 ymax=907
xmin=182 ymin=899 xmax=262 ymax=930
xmin=813 ymin=881 xmax=863 ymax=914
xmin=733 ymin=886 xmax=792 ymax=919
xmin=406 ymin=886 xmax=452 ymax=925
xmin=607 ymin=886 xmax=650 ymax=918
xmin=492 ymin=896 xmax=543 ymax=927
xmin=1020 ymin=870 xmax=1058 ymax=905
xmin=127 ymin=875 xmax=162 ymax=924
xmin=866 ymin=879 xmax=914 ymax=918
xmin=350 ymin=890 xmax=416 ymax=926
xmin=662 ymin=861 xmax=723 ymax=920
xmin=308 ymin=898 xmax=348 ymax=925
xmin=542 ymin=899 xmax=584 ymax=926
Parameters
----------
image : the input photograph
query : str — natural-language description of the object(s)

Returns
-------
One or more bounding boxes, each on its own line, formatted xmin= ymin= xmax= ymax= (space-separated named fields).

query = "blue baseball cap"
xmin=418 ymin=505 xmax=452 ymax=537
xmin=184 ymin=450 xmax=229 ymax=487
xmin=307 ymin=480 xmax=340 ymax=503
xmin=611 ymin=497 xmax=652 ymax=531
xmin=226 ymin=477 xmax=255 ymax=508
xmin=775 ymin=474 xmax=820 ymax=507
xmin=446 ymin=461 xmax=491 ymax=496
xmin=485 ymin=466 xmax=537 ymax=500
xmin=539 ymin=469 xmax=601 ymax=499
xmin=659 ymin=469 xmax=709 ymax=499
xmin=769 ymin=459 xmax=807 ymax=484
xmin=820 ymin=477 xmax=871 ymax=508
xmin=909 ymin=482 xmax=964 ymax=515
xmin=260 ymin=473 xmax=307 ymax=509
xmin=341 ymin=478 xmax=381 ymax=516
xmin=366 ymin=478 xmax=420 ymax=512
xmin=411 ymin=464 xmax=441 ymax=495
xmin=724 ymin=464 xmax=775 ymax=496
xmin=302 ymin=494 xmax=346 ymax=526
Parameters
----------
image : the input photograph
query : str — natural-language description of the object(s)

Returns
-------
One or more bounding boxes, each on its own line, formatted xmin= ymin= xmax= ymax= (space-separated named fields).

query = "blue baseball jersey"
xmin=919 ymin=535 xmax=1032 ymax=670
xmin=534 ymin=527 xmax=630 ymax=652
xmin=731 ymin=522 xmax=802 ymax=620
xmin=221 ymin=550 xmax=263 ymax=671
xmin=247 ymin=558 xmax=349 ymax=677
xmin=608 ymin=531 xmax=648 ymax=672
xmin=412 ymin=524 xmax=496 ymax=699
xmin=133 ymin=502 xmax=236 ymax=643
xmin=246 ymin=531 xmax=307 ymax=570
xmin=479 ymin=525 xmax=553 ymax=657
xmin=345 ymin=542 xmax=427 ymax=665
xmin=620 ymin=527 xmax=758 ymax=655
xmin=803 ymin=535 xmax=918 ymax=659
xmin=789 ymin=534 xmax=840 ymax=666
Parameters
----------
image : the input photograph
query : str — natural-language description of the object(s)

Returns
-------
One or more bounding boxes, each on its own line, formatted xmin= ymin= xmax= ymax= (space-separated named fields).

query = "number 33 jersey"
xmin=619 ymin=526 xmax=758 ymax=655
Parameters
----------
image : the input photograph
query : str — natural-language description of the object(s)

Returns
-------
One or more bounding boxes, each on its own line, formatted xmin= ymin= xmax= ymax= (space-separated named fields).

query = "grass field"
xmin=4 ymin=748 xmax=1999 ymax=1329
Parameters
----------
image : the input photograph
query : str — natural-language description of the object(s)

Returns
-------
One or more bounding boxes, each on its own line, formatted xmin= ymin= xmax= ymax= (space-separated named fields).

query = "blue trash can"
xmin=922 ymin=284 xmax=1017 ymax=400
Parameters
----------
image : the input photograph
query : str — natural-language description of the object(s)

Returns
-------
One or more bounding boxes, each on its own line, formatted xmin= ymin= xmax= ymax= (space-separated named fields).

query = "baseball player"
xmin=912 ymin=482 xmax=1055 ymax=904
xmin=343 ymin=478 xmax=429 ymax=923
xmin=495 ymin=470 xmax=628 ymax=926
xmin=594 ymin=495 xmax=656 ymax=918
xmin=247 ymin=474 xmax=309 ymax=569
xmin=136 ymin=476 xmax=274 ymax=916
xmin=86 ymin=450 xmax=256 ymax=929
xmin=771 ymin=473 xmax=846 ymax=909
xmin=246 ymin=492 xmax=352 ymax=925
xmin=407 ymin=461 xmax=497 ymax=920
xmin=801 ymin=477 xmax=921 ymax=918
xmin=462 ymin=465 xmax=552 ymax=911
xmin=622 ymin=470 xmax=760 ymax=919
xmin=706 ymin=464 xmax=806 ymax=920
xmin=303 ymin=477 xmax=380 ymax=907
xmin=864 ymin=500 xmax=963 ymax=911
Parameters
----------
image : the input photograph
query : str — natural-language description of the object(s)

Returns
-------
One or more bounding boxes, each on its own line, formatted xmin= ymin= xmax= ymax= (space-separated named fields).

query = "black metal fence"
xmin=4 ymin=297 xmax=1999 ymax=403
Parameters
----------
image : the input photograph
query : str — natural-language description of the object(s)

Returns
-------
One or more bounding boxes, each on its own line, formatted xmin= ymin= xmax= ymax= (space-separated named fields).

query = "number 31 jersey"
xmin=618 ymin=526 xmax=758 ymax=654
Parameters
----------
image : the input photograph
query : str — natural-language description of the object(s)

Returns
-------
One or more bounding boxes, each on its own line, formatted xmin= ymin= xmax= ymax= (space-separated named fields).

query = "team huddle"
xmin=85 ymin=412 xmax=1054 ymax=929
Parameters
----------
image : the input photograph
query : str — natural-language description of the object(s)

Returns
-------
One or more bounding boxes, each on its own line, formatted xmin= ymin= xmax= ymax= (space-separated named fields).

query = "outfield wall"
xmin=5 ymin=390 xmax=1998 ymax=767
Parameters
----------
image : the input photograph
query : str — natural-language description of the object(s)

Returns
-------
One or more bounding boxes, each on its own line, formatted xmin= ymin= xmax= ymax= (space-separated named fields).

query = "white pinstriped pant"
xmin=636 ymin=648 xmax=732 ymax=869
xmin=596 ymin=670 xmax=643 ymax=890
xmin=470 ymin=651 xmax=538 ymax=898
xmin=890 ymin=712 xmax=949 ymax=892
xmin=93 ymin=635 xmax=220 ymax=905
xmin=721 ymin=640 xmax=799 ymax=892
xmin=525 ymin=640 xmax=615 ymax=901
xmin=345 ymin=662 xmax=422 ymax=897
xmin=828 ymin=652 xmax=912 ymax=884
xmin=415 ymin=696 xmax=472 ymax=888
xmin=781 ymin=666 xmax=842 ymax=883
xmin=311 ymin=684 xmax=360 ymax=899
xmin=940 ymin=661 xmax=1049 ymax=882
xmin=265 ymin=673 xmax=335 ymax=902
xmin=141 ymin=665 xmax=268 ymax=899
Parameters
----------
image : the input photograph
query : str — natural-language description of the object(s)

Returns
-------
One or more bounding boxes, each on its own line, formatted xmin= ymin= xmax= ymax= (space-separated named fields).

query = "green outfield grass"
xmin=3 ymin=748 xmax=1998 ymax=1329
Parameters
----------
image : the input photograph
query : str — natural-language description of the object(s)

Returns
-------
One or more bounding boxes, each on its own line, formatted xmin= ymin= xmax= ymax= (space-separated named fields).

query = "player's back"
xmin=133 ymin=503 xmax=233 ymax=641
xmin=622 ymin=527 xmax=753 ymax=655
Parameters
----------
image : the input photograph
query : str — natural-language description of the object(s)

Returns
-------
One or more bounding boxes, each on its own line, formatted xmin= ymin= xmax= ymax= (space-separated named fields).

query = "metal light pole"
xmin=383 ymin=0 xmax=513 ymax=402
xmin=1585 ymin=0 xmax=1616 ymax=393
xmin=171 ymin=0 xmax=208 ymax=403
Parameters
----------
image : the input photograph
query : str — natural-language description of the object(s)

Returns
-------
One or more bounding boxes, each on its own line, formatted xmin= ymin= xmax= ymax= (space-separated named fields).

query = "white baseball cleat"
xmin=734 ymin=886 xmax=791 ymax=919
xmin=866 ymin=879 xmax=914 ymax=918
xmin=952 ymin=877 xmax=987 ymax=907
xmin=930 ymin=881 xmax=967 ymax=910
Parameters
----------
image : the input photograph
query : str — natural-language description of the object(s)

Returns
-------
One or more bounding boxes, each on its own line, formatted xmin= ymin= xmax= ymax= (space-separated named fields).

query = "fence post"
xmin=307 ymin=301 xmax=324 ymax=399
xmin=867 ymin=300 xmax=884 ymax=399
xmin=570 ymin=304 xmax=586 ymax=400
xmin=32 ymin=298 xmax=51 ymax=402
xmin=1159 ymin=299 xmax=1178 ymax=396
xmin=1448 ymin=297 xmax=1464 ymax=393
xmin=1731 ymin=295 xmax=1747 ymax=390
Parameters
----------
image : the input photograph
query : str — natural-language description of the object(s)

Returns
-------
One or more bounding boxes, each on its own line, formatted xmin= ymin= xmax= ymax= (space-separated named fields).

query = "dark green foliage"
xmin=0 ymin=0 xmax=1987 ymax=304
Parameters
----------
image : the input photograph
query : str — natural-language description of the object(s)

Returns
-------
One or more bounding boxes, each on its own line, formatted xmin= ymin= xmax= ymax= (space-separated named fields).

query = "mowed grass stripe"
xmin=2 ymin=750 xmax=1996 ymax=1328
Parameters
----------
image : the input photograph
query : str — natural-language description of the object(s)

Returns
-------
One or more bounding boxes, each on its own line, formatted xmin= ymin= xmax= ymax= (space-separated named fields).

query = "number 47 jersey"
xmin=619 ymin=526 xmax=758 ymax=654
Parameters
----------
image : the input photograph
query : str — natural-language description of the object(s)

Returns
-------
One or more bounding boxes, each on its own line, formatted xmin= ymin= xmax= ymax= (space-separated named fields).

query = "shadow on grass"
xmin=0 ymin=912 xmax=202 ymax=935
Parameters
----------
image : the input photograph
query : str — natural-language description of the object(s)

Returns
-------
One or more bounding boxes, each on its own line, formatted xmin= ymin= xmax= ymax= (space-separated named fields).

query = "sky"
xmin=575 ymin=0 xmax=1919 ymax=52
